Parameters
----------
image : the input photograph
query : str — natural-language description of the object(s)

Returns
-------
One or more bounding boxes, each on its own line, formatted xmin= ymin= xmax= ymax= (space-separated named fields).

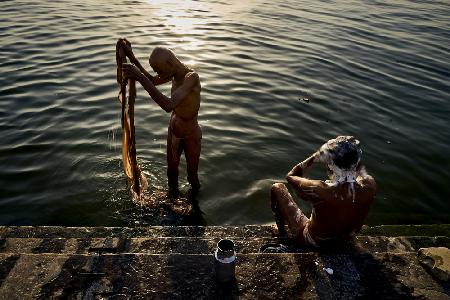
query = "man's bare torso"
xmin=169 ymin=72 xmax=201 ymax=138
xmin=307 ymin=175 xmax=376 ymax=239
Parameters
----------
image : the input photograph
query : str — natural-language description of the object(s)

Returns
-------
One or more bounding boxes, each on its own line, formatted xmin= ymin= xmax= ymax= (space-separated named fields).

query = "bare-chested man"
xmin=118 ymin=39 xmax=201 ymax=194
xmin=271 ymin=136 xmax=376 ymax=247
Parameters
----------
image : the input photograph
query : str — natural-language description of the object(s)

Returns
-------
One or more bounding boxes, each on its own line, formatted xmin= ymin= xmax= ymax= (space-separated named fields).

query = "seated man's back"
xmin=271 ymin=136 xmax=377 ymax=246
xmin=309 ymin=175 xmax=376 ymax=241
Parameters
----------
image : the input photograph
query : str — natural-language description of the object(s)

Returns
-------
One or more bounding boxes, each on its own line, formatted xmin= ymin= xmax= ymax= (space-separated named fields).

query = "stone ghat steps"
xmin=0 ymin=226 xmax=272 ymax=239
xmin=2 ymin=224 xmax=449 ymax=239
xmin=0 ymin=237 xmax=274 ymax=255
xmin=1 ymin=226 xmax=449 ymax=299
xmin=1 ymin=226 xmax=449 ymax=255
xmin=0 ymin=252 xmax=448 ymax=300
xmin=0 ymin=236 xmax=449 ymax=255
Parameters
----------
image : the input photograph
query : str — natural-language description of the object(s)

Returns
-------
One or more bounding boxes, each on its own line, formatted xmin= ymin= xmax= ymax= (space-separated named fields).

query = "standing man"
xmin=118 ymin=39 xmax=202 ymax=195
xmin=270 ymin=136 xmax=376 ymax=247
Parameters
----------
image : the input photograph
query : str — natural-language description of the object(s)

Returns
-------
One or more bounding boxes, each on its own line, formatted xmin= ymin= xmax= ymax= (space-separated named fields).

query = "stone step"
xmin=0 ymin=252 xmax=448 ymax=300
xmin=361 ymin=224 xmax=450 ymax=237
xmin=1 ymin=235 xmax=448 ymax=255
xmin=0 ymin=237 xmax=274 ymax=255
xmin=0 ymin=225 xmax=272 ymax=239
xmin=2 ymin=224 xmax=449 ymax=239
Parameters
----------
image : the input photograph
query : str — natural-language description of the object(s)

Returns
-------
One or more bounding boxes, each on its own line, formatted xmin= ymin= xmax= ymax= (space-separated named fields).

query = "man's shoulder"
xmin=185 ymin=71 xmax=200 ymax=82
xmin=182 ymin=72 xmax=200 ymax=91
xmin=289 ymin=176 xmax=328 ymax=189
xmin=358 ymin=175 xmax=377 ymax=194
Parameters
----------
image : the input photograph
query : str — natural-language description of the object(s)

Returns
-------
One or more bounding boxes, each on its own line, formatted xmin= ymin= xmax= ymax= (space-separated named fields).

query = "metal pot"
xmin=214 ymin=239 xmax=236 ymax=281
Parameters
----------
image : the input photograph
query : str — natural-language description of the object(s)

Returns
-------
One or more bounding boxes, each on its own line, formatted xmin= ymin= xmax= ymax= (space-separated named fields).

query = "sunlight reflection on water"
xmin=0 ymin=0 xmax=449 ymax=226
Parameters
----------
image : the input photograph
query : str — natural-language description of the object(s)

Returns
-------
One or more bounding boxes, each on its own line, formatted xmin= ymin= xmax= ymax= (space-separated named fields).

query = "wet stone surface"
xmin=418 ymin=247 xmax=450 ymax=282
xmin=0 ymin=225 xmax=449 ymax=299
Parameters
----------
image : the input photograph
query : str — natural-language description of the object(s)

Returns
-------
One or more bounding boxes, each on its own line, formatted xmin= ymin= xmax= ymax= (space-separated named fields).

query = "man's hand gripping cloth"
xmin=116 ymin=39 xmax=148 ymax=202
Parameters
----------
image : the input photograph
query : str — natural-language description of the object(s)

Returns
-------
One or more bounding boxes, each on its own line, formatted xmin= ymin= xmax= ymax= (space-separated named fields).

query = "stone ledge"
xmin=1 ymin=224 xmax=449 ymax=238
xmin=0 ymin=225 xmax=449 ymax=299
xmin=1 ymin=236 xmax=448 ymax=255
xmin=361 ymin=224 xmax=450 ymax=237
xmin=0 ymin=225 xmax=272 ymax=239
xmin=418 ymin=247 xmax=450 ymax=282
xmin=0 ymin=252 xmax=449 ymax=299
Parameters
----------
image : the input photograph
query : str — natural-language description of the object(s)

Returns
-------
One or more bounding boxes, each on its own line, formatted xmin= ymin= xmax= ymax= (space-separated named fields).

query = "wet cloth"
xmin=116 ymin=41 xmax=148 ymax=202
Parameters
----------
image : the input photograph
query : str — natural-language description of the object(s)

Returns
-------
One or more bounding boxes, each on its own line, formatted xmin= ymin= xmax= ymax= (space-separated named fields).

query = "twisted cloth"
xmin=116 ymin=40 xmax=148 ymax=202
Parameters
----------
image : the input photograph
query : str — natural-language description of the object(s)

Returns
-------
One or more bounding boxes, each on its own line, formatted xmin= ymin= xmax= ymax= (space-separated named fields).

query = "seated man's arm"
xmin=287 ymin=153 xmax=318 ymax=177
xmin=286 ymin=175 xmax=328 ymax=204
xmin=139 ymin=72 xmax=199 ymax=112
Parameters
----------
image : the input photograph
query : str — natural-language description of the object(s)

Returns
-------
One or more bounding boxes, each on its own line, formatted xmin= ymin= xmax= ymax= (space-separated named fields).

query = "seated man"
xmin=270 ymin=136 xmax=376 ymax=247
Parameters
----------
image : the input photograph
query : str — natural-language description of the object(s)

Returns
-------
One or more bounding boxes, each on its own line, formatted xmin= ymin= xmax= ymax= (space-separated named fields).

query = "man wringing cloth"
xmin=270 ymin=136 xmax=377 ymax=247
xmin=119 ymin=39 xmax=202 ymax=195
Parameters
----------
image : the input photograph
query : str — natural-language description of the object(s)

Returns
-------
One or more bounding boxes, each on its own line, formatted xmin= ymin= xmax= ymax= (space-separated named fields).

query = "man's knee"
xmin=185 ymin=150 xmax=200 ymax=175
xmin=271 ymin=183 xmax=287 ymax=196
xmin=167 ymin=158 xmax=180 ymax=168
xmin=271 ymin=183 xmax=290 ymax=208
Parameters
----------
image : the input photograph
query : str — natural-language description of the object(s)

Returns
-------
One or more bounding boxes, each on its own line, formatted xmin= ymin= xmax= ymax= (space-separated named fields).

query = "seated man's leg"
xmin=270 ymin=183 xmax=309 ymax=242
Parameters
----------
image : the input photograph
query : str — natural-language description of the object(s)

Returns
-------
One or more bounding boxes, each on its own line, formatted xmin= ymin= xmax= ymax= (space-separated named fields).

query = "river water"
xmin=1 ymin=0 xmax=449 ymax=226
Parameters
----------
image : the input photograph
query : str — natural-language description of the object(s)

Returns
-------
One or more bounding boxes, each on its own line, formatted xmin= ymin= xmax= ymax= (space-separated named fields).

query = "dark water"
xmin=0 ymin=0 xmax=449 ymax=226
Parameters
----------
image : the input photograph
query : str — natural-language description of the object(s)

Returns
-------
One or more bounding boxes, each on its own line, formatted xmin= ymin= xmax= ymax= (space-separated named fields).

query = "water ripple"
xmin=0 ymin=0 xmax=449 ymax=225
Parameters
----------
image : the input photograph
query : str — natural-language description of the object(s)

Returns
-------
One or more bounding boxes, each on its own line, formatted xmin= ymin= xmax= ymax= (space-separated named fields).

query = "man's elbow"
xmin=286 ymin=175 xmax=294 ymax=184
xmin=162 ymin=103 xmax=174 ymax=113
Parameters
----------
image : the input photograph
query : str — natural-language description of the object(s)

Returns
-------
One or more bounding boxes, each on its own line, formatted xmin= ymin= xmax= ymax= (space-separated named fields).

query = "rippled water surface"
xmin=1 ymin=0 xmax=449 ymax=226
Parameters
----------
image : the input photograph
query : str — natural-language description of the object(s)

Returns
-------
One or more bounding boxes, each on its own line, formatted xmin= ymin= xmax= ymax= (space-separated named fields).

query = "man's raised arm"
xmin=287 ymin=152 xmax=318 ymax=177
xmin=117 ymin=39 xmax=170 ymax=86
xmin=286 ymin=152 xmax=326 ymax=204
xmin=142 ymin=72 xmax=198 ymax=112
xmin=131 ymin=67 xmax=198 ymax=113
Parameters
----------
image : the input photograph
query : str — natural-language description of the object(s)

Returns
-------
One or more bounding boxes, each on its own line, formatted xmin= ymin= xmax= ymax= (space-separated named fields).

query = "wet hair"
xmin=317 ymin=136 xmax=362 ymax=171
xmin=317 ymin=136 xmax=363 ymax=201
xmin=331 ymin=140 xmax=360 ymax=170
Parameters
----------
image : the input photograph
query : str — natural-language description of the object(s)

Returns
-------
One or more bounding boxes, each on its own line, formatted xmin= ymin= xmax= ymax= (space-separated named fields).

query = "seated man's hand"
xmin=315 ymin=146 xmax=330 ymax=163
xmin=122 ymin=63 xmax=142 ymax=80
xmin=313 ymin=151 xmax=322 ymax=161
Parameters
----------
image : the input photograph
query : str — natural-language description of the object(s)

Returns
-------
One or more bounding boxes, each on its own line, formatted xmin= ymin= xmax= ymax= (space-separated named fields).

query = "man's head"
xmin=149 ymin=47 xmax=178 ymax=81
xmin=317 ymin=136 xmax=362 ymax=180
